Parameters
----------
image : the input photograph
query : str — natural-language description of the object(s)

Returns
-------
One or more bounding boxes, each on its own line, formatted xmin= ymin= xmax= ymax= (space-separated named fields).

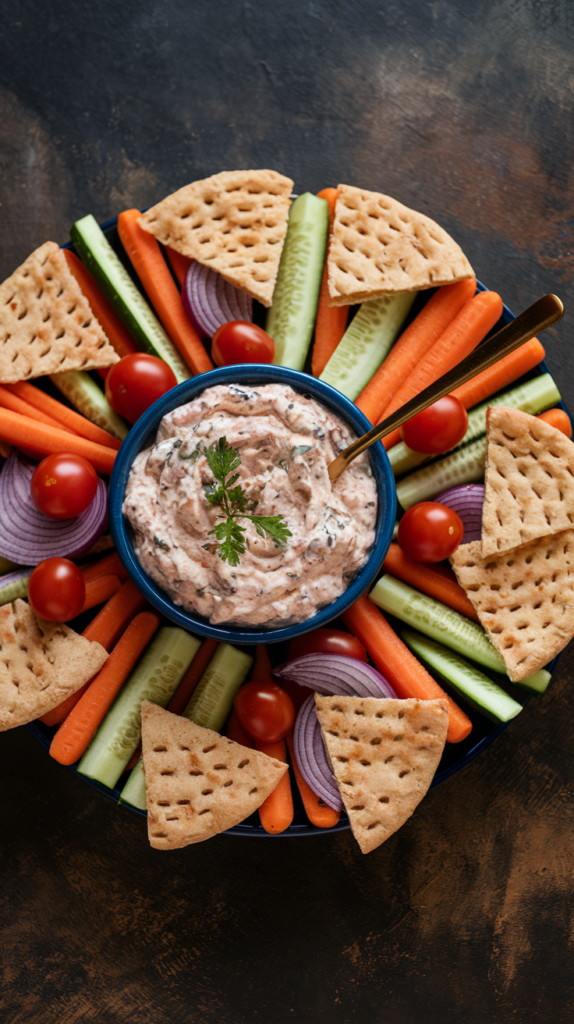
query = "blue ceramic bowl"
xmin=108 ymin=364 xmax=397 ymax=646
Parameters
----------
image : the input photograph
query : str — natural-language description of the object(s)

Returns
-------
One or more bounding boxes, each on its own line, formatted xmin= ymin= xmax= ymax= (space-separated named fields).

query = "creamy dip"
xmin=124 ymin=384 xmax=378 ymax=627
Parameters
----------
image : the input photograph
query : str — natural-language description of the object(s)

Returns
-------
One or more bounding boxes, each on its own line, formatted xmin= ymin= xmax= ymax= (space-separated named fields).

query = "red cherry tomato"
xmin=288 ymin=627 xmax=368 ymax=662
xmin=400 ymin=396 xmax=468 ymax=454
xmin=234 ymin=681 xmax=295 ymax=743
xmin=30 ymin=453 xmax=98 ymax=520
xmin=397 ymin=502 xmax=464 ymax=563
xmin=212 ymin=321 xmax=275 ymax=367
xmin=105 ymin=353 xmax=177 ymax=423
xmin=28 ymin=558 xmax=86 ymax=621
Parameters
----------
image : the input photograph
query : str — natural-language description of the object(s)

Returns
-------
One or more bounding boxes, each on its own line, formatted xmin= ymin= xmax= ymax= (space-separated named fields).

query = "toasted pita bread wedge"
xmin=0 ymin=242 xmax=119 ymax=383
xmin=314 ymin=695 xmax=448 ymax=854
xmin=481 ymin=407 xmax=574 ymax=556
xmin=327 ymin=184 xmax=474 ymax=306
xmin=450 ymin=534 xmax=574 ymax=681
xmin=0 ymin=599 xmax=108 ymax=730
xmin=141 ymin=701 xmax=288 ymax=849
xmin=139 ymin=170 xmax=293 ymax=307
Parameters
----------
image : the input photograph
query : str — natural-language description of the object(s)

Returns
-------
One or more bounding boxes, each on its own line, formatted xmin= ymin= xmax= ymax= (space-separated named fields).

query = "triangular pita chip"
xmin=141 ymin=701 xmax=288 ymax=849
xmin=450 ymin=534 xmax=574 ymax=681
xmin=139 ymin=169 xmax=294 ymax=307
xmin=481 ymin=406 xmax=574 ymax=556
xmin=0 ymin=242 xmax=119 ymax=383
xmin=0 ymin=599 xmax=108 ymax=730
xmin=314 ymin=695 xmax=448 ymax=854
xmin=327 ymin=184 xmax=474 ymax=305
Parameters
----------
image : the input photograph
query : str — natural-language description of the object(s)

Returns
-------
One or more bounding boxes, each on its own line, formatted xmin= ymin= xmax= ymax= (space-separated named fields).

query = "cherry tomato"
xmin=234 ymin=681 xmax=295 ymax=743
xmin=212 ymin=321 xmax=275 ymax=367
xmin=537 ymin=408 xmax=573 ymax=438
xmin=31 ymin=453 xmax=98 ymax=520
xmin=28 ymin=558 xmax=86 ymax=621
xmin=289 ymin=627 xmax=368 ymax=662
xmin=400 ymin=396 xmax=468 ymax=454
xmin=398 ymin=502 xmax=464 ymax=563
xmin=105 ymin=353 xmax=177 ymax=423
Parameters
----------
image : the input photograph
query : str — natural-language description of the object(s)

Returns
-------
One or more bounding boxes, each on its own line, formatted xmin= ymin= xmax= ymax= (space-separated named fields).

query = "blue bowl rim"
xmin=108 ymin=363 xmax=397 ymax=646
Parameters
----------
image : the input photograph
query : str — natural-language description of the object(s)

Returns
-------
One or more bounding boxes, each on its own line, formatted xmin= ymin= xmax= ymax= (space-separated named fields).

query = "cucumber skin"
xmin=184 ymin=643 xmax=253 ymax=732
xmin=71 ymin=215 xmax=190 ymax=383
xmin=50 ymin=370 xmax=129 ymax=441
xmin=266 ymin=193 xmax=329 ymax=371
xmin=119 ymin=759 xmax=147 ymax=810
xmin=320 ymin=292 xmax=416 ymax=401
xmin=78 ymin=627 xmax=200 ymax=789
xmin=0 ymin=576 xmax=30 ymax=605
xmin=511 ymin=668 xmax=551 ymax=695
xmin=401 ymin=627 xmax=522 ymax=724
xmin=396 ymin=437 xmax=487 ymax=510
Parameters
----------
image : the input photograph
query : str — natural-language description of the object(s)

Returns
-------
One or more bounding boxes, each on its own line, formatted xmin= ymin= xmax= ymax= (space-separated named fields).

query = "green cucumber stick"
xmin=50 ymin=370 xmax=129 ymax=441
xmin=70 ymin=214 xmax=190 ymax=383
xmin=320 ymin=292 xmax=416 ymax=401
xmin=266 ymin=193 xmax=329 ymax=370
xmin=78 ymin=627 xmax=200 ymax=790
xmin=396 ymin=436 xmax=487 ymax=510
xmin=0 ymin=575 xmax=30 ymax=606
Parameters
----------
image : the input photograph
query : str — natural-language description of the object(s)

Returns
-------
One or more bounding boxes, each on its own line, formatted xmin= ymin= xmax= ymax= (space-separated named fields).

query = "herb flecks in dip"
xmin=124 ymin=384 xmax=378 ymax=627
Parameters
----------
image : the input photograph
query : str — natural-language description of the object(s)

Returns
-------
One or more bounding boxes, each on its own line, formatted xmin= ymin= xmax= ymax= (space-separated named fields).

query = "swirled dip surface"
xmin=124 ymin=384 xmax=378 ymax=627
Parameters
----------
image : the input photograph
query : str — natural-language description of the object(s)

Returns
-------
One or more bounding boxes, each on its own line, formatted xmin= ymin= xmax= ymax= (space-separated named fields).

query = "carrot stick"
xmin=81 ymin=551 xmax=128 ymax=585
xmin=4 ymin=381 xmax=121 ymax=454
xmin=537 ymin=408 xmax=572 ymax=437
xmin=251 ymin=644 xmax=273 ymax=683
xmin=0 ymin=442 xmax=11 ymax=460
xmin=311 ymin=188 xmax=348 ymax=377
xmin=451 ymin=337 xmax=545 ymax=409
xmin=164 ymin=245 xmax=193 ymax=288
xmin=378 ymin=290 xmax=504 ymax=448
xmin=80 ymin=575 xmax=122 ymax=613
xmin=226 ymin=708 xmax=255 ymax=748
xmin=63 ymin=249 xmax=139 ymax=361
xmin=255 ymin=737 xmax=294 ymax=834
xmin=117 ymin=210 xmax=213 ymax=375
xmin=0 ymin=384 xmax=75 ymax=433
xmin=49 ymin=611 xmax=161 ymax=765
xmin=285 ymin=730 xmax=340 ymax=828
xmin=382 ymin=544 xmax=479 ymax=622
xmin=342 ymin=595 xmax=472 ymax=743
xmin=0 ymin=407 xmax=117 ymax=475
xmin=355 ymin=278 xmax=477 ymax=423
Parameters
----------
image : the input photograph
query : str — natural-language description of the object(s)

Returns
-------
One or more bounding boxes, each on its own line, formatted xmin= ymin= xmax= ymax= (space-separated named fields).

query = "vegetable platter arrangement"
xmin=0 ymin=169 xmax=570 ymax=855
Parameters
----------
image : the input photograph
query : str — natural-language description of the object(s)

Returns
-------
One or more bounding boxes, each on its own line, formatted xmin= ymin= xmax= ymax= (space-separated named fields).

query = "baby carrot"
xmin=255 ymin=737 xmax=294 ymax=834
xmin=164 ymin=245 xmax=193 ymax=288
xmin=81 ymin=551 xmax=128 ymax=585
xmin=311 ymin=188 xmax=348 ymax=377
xmin=0 ymin=406 xmax=117 ymax=475
xmin=382 ymin=544 xmax=479 ymax=622
xmin=355 ymin=277 xmax=477 ymax=423
xmin=80 ymin=575 xmax=122 ymax=614
xmin=117 ymin=210 xmax=213 ymax=375
xmin=50 ymin=611 xmax=161 ymax=765
xmin=537 ymin=408 xmax=572 ymax=438
xmin=0 ymin=384 xmax=74 ymax=432
xmin=5 ymin=381 xmax=122 ymax=451
xmin=285 ymin=731 xmax=340 ymax=828
xmin=342 ymin=595 xmax=472 ymax=743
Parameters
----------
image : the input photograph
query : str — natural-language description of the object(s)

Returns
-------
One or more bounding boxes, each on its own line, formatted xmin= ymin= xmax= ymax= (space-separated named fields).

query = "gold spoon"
xmin=328 ymin=293 xmax=564 ymax=483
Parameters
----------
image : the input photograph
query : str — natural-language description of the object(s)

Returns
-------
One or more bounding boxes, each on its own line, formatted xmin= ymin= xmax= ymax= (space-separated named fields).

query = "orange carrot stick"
xmin=0 ymin=384 xmax=75 ymax=433
xmin=356 ymin=278 xmax=477 ymax=423
xmin=226 ymin=708 xmax=255 ymax=748
xmin=537 ymin=408 xmax=572 ymax=437
xmin=311 ymin=188 xmax=348 ymax=377
xmin=80 ymin=575 xmax=122 ymax=613
xmin=49 ymin=611 xmax=161 ymax=765
xmin=164 ymin=245 xmax=193 ymax=288
xmin=255 ymin=737 xmax=294 ymax=834
xmin=382 ymin=543 xmax=479 ymax=622
xmin=378 ymin=290 xmax=504 ymax=449
xmin=117 ymin=210 xmax=213 ymax=375
xmin=342 ymin=595 xmax=472 ymax=743
xmin=39 ymin=580 xmax=148 ymax=727
xmin=451 ymin=337 xmax=545 ymax=410
xmin=63 ymin=249 xmax=139 ymax=361
xmin=4 ymin=381 xmax=121 ymax=453
xmin=285 ymin=731 xmax=340 ymax=828
xmin=0 ymin=406 xmax=117 ymax=475
xmin=81 ymin=551 xmax=128 ymax=585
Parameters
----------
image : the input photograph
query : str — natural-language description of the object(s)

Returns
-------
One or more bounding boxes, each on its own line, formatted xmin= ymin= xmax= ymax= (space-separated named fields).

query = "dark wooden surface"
xmin=1 ymin=3 xmax=574 ymax=1021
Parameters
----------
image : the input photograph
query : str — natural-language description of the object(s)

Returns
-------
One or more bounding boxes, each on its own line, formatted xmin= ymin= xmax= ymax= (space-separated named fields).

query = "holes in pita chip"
xmin=223 ymin=780 xmax=233 ymax=788
xmin=327 ymin=729 xmax=339 ymax=737
xmin=165 ymin=816 xmax=179 ymax=822
xmin=213 ymin=764 xmax=228 ymax=770
xmin=542 ymin=621 xmax=551 ymax=629
xmin=384 ymin=756 xmax=394 ymax=764
xmin=337 ymin=756 xmax=348 ymax=763
xmin=238 ymin=759 xmax=250 ymax=769
xmin=189 ymin=770 xmax=203 ymax=777
xmin=354 ymin=709 xmax=364 ymax=716
xmin=157 ymin=800 xmax=170 ymax=807
xmin=351 ymin=805 xmax=365 ymax=811
xmin=375 ymin=711 xmax=384 ymax=718
xmin=370 ymin=738 xmax=381 ymax=745
xmin=153 ymin=745 xmax=167 ymax=752
xmin=350 ymin=736 xmax=359 ymax=742
xmin=177 ymin=799 xmax=190 ymax=805
xmin=160 ymin=769 xmax=174 ymax=776
xmin=398 ymin=711 xmax=405 ymax=719
xmin=180 ymin=745 xmax=190 ymax=751
xmin=198 ymin=809 xmax=211 ymax=815
xmin=249 ymin=787 xmax=258 ymax=794
xmin=379 ymin=797 xmax=389 ymax=804
xmin=201 ymin=789 xmax=213 ymax=796
xmin=367 ymin=823 xmax=379 ymax=831
xmin=393 ymin=734 xmax=404 ymax=742
xmin=203 ymin=744 xmax=216 ymax=753
xmin=152 ymin=832 xmax=168 ymax=838
xmin=332 ymin=705 xmax=343 ymax=712
xmin=398 ymin=770 xmax=410 ymax=779
xmin=17 ymin=308 xmax=28 ymax=321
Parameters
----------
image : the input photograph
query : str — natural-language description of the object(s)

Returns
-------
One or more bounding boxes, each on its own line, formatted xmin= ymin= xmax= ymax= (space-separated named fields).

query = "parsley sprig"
xmin=201 ymin=438 xmax=292 ymax=566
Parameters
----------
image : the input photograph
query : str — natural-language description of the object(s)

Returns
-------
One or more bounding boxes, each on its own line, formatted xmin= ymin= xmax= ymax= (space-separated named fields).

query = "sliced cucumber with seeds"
xmin=401 ymin=627 xmax=523 ymax=723
xmin=511 ymin=668 xmax=551 ymax=695
xmin=320 ymin=292 xmax=416 ymax=401
xmin=50 ymin=370 xmax=129 ymax=441
xmin=120 ymin=642 xmax=252 ymax=811
xmin=70 ymin=214 xmax=190 ymax=383
xmin=266 ymin=193 xmax=329 ymax=371
xmin=78 ymin=627 xmax=200 ymax=790
xmin=396 ymin=436 xmax=487 ymax=510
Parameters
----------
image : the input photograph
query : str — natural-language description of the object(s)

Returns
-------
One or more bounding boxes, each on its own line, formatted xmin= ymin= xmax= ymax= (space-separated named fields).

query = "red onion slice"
xmin=435 ymin=484 xmax=485 ymax=543
xmin=294 ymin=695 xmax=342 ymax=811
xmin=182 ymin=261 xmax=253 ymax=339
xmin=0 ymin=451 xmax=108 ymax=565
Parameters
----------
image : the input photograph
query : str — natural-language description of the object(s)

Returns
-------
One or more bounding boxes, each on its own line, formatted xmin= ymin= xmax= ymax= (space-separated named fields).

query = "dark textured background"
xmin=1 ymin=2 xmax=574 ymax=1022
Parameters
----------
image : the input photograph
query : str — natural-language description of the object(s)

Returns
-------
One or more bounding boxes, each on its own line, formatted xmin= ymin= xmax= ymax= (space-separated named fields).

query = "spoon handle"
xmin=328 ymin=293 xmax=564 ymax=483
